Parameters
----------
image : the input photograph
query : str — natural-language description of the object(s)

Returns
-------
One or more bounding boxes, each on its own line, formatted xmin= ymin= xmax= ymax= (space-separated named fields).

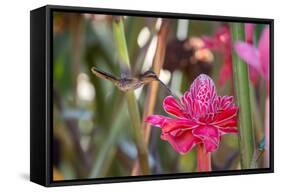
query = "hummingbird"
xmin=91 ymin=67 xmax=173 ymax=94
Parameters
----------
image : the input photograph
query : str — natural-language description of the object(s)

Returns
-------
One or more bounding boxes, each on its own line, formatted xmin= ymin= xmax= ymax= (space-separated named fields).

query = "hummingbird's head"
xmin=140 ymin=71 xmax=159 ymax=82
xmin=140 ymin=70 xmax=173 ymax=95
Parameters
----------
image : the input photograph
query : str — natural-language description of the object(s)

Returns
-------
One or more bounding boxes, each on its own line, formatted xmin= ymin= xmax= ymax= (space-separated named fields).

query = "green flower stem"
xmin=113 ymin=17 xmax=150 ymax=175
xmin=230 ymin=23 xmax=256 ymax=169
xmin=249 ymin=84 xmax=263 ymax=142
xmin=264 ymin=96 xmax=270 ymax=167
xmin=131 ymin=20 xmax=170 ymax=176
xmin=89 ymin=113 xmax=123 ymax=178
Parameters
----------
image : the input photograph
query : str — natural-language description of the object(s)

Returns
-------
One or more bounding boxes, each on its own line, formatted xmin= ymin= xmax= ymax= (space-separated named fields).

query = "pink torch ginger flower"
xmin=145 ymin=74 xmax=238 ymax=154
xmin=202 ymin=25 xmax=232 ymax=87
xmin=245 ymin=23 xmax=255 ymax=44
xmin=234 ymin=26 xmax=269 ymax=90
xmin=245 ymin=23 xmax=260 ymax=86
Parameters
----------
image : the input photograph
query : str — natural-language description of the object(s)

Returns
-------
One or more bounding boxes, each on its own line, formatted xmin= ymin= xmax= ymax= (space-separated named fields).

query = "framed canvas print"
xmin=30 ymin=5 xmax=274 ymax=187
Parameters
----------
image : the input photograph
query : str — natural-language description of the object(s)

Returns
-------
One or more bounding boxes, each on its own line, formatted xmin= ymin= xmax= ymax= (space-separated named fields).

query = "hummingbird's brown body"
xmin=91 ymin=67 xmax=172 ymax=94
xmin=114 ymin=78 xmax=144 ymax=91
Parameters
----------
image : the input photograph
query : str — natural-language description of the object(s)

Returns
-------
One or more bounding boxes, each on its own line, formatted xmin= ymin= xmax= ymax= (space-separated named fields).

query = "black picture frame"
xmin=30 ymin=4 xmax=274 ymax=187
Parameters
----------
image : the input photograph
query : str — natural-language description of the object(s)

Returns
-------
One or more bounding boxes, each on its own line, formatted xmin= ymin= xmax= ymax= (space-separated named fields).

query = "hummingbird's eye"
xmin=147 ymin=74 xmax=157 ymax=78
xmin=144 ymin=71 xmax=157 ymax=77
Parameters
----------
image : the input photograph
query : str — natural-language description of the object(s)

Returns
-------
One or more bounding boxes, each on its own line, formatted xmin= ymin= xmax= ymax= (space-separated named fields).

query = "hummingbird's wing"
xmin=91 ymin=67 xmax=141 ymax=91
xmin=91 ymin=67 xmax=120 ymax=83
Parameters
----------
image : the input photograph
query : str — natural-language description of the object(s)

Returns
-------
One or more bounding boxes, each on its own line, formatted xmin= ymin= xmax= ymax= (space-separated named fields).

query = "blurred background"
xmin=52 ymin=12 xmax=268 ymax=181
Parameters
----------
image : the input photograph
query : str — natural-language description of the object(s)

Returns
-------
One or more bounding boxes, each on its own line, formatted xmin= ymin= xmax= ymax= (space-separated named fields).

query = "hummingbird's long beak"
xmin=155 ymin=77 xmax=173 ymax=95
xmin=158 ymin=80 xmax=179 ymax=100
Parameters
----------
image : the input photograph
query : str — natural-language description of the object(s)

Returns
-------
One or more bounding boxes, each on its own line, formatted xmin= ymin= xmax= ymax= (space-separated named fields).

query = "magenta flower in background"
xmin=145 ymin=74 xmax=238 ymax=154
xmin=245 ymin=23 xmax=255 ymax=44
xmin=202 ymin=25 xmax=232 ymax=87
xmin=234 ymin=26 xmax=269 ymax=90
xmin=245 ymin=23 xmax=260 ymax=86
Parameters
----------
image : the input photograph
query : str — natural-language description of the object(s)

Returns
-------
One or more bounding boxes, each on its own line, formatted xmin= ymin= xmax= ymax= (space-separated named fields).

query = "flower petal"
xmin=234 ymin=42 xmax=261 ymax=73
xmin=213 ymin=118 xmax=238 ymax=134
xmin=162 ymin=130 xmax=200 ymax=154
xmin=212 ymin=106 xmax=238 ymax=125
xmin=202 ymin=36 xmax=217 ymax=50
xmin=245 ymin=23 xmax=255 ymax=44
xmin=189 ymin=74 xmax=217 ymax=101
xmin=181 ymin=91 xmax=193 ymax=116
xmin=215 ymin=118 xmax=237 ymax=127
xmin=203 ymin=25 xmax=232 ymax=87
xmin=163 ymin=96 xmax=185 ymax=118
xmin=189 ymin=74 xmax=217 ymax=116
xmin=218 ymin=96 xmax=234 ymax=110
xmin=192 ymin=126 xmax=220 ymax=152
xmin=219 ymin=126 xmax=238 ymax=134
xmin=219 ymin=60 xmax=232 ymax=86
xmin=145 ymin=115 xmax=198 ymax=133
xmin=258 ymin=26 xmax=269 ymax=84
xmin=249 ymin=67 xmax=260 ymax=86
xmin=145 ymin=115 xmax=166 ymax=127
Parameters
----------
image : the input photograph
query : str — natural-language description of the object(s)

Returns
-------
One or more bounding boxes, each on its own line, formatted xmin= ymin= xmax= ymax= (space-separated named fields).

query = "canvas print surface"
xmin=52 ymin=11 xmax=271 ymax=181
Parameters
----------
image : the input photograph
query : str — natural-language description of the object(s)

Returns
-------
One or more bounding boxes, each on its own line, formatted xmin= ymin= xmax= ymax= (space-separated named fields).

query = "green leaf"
xmin=112 ymin=17 xmax=150 ymax=175
xmin=230 ymin=23 xmax=256 ymax=169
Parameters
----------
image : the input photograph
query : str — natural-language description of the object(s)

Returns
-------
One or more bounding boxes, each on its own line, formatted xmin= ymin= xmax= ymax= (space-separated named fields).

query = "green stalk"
xmin=230 ymin=23 xmax=256 ymax=169
xmin=112 ymin=17 xmax=150 ymax=175
xmin=131 ymin=20 xmax=170 ymax=176
xmin=249 ymin=84 xmax=263 ymax=142
xmin=89 ymin=112 xmax=123 ymax=178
